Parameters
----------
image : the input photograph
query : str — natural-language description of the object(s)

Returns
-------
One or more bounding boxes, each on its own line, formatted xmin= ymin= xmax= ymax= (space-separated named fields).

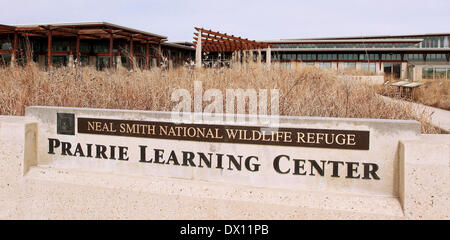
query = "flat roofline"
xmin=266 ymin=48 xmax=450 ymax=52
xmin=168 ymin=41 xmax=194 ymax=46
xmin=261 ymin=39 xmax=423 ymax=43
xmin=283 ymin=33 xmax=450 ymax=41
xmin=162 ymin=42 xmax=195 ymax=50
xmin=13 ymin=21 xmax=168 ymax=39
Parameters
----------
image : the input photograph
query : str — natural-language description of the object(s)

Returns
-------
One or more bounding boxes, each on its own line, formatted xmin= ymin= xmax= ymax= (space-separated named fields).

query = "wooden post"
xmin=76 ymin=35 xmax=80 ymax=65
xmin=158 ymin=43 xmax=161 ymax=67
xmin=145 ymin=42 xmax=149 ymax=69
xmin=129 ymin=38 xmax=134 ymax=69
xmin=47 ymin=30 xmax=52 ymax=69
xmin=257 ymin=49 xmax=261 ymax=64
xmin=195 ymin=30 xmax=202 ymax=68
xmin=11 ymin=31 xmax=17 ymax=67
xmin=109 ymin=34 xmax=113 ymax=69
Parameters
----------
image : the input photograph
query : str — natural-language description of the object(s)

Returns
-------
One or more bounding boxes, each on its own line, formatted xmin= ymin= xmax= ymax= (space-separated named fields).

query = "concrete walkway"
xmin=380 ymin=95 xmax=450 ymax=132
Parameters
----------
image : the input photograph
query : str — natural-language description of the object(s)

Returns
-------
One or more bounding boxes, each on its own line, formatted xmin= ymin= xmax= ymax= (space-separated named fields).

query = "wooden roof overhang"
xmin=3 ymin=23 xmax=167 ymax=44
xmin=193 ymin=27 xmax=275 ymax=52
xmin=0 ymin=24 xmax=17 ymax=34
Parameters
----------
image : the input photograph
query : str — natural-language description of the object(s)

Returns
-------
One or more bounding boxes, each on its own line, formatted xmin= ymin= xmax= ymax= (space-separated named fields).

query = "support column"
xmin=68 ymin=54 xmax=74 ymax=68
xmin=10 ymin=32 xmax=17 ymax=68
xmin=195 ymin=30 xmax=202 ymax=68
xmin=88 ymin=56 xmax=96 ymax=67
xmin=257 ymin=49 xmax=261 ymax=64
xmin=109 ymin=34 xmax=114 ymax=69
xmin=129 ymin=38 xmax=134 ymax=70
xmin=266 ymin=48 xmax=271 ymax=66
xmin=38 ymin=55 xmax=45 ymax=68
xmin=414 ymin=66 xmax=423 ymax=81
xmin=331 ymin=62 xmax=338 ymax=70
xmin=376 ymin=62 xmax=384 ymax=75
xmin=47 ymin=30 xmax=52 ymax=69
xmin=338 ymin=62 xmax=345 ymax=71
xmin=145 ymin=42 xmax=149 ymax=70
xmin=158 ymin=44 xmax=162 ymax=68
xmin=401 ymin=62 xmax=408 ymax=79
xmin=75 ymin=35 xmax=80 ymax=66
xmin=116 ymin=55 xmax=122 ymax=69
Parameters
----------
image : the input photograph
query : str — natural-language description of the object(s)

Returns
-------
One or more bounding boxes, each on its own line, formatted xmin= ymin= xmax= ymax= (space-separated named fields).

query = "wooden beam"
xmin=145 ymin=42 xmax=149 ymax=69
xmin=0 ymin=24 xmax=16 ymax=31
xmin=12 ymin=31 xmax=17 ymax=66
xmin=194 ymin=27 xmax=271 ymax=48
xmin=194 ymin=27 xmax=274 ymax=49
xmin=17 ymin=31 xmax=47 ymax=38
xmin=193 ymin=38 xmax=246 ymax=51
xmin=158 ymin=44 xmax=162 ymax=66
xmin=129 ymin=37 xmax=134 ymax=69
xmin=109 ymin=33 xmax=113 ymax=68
xmin=76 ymin=35 xmax=80 ymax=64
xmin=195 ymin=33 xmax=258 ymax=49
xmin=48 ymin=30 xmax=52 ymax=68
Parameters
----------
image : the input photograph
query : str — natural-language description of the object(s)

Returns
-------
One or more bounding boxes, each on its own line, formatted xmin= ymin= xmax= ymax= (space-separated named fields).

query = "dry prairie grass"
xmin=0 ymin=62 xmax=441 ymax=133
xmin=376 ymin=79 xmax=450 ymax=111
xmin=412 ymin=79 xmax=450 ymax=110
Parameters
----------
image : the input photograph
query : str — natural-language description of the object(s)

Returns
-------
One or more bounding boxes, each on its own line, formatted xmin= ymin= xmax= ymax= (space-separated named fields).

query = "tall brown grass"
xmin=376 ymin=79 xmax=450 ymax=111
xmin=0 ymin=62 xmax=441 ymax=133
xmin=412 ymin=79 xmax=449 ymax=110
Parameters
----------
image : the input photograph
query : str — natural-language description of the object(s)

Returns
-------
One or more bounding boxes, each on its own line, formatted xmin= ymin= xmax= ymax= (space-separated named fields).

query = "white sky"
xmin=1 ymin=0 xmax=449 ymax=42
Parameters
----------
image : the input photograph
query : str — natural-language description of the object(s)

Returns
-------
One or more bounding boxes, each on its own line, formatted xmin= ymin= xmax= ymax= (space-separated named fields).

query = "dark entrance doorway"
xmin=384 ymin=63 xmax=401 ymax=80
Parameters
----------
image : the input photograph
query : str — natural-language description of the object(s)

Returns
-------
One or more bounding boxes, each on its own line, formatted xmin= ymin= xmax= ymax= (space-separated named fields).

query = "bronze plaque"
xmin=57 ymin=113 xmax=75 ymax=135
xmin=77 ymin=117 xmax=370 ymax=150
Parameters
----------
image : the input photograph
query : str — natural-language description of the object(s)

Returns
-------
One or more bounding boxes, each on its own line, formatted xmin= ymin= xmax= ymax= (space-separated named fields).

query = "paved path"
xmin=380 ymin=95 xmax=450 ymax=132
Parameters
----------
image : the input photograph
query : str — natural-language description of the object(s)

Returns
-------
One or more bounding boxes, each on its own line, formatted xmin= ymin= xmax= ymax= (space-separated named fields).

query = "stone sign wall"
xmin=26 ymin=106 xmax=420 ymax=197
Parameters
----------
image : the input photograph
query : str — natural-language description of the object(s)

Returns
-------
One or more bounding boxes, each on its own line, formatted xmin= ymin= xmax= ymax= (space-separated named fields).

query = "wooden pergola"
xmin=193 ymin=27 xmax=273 ymax=52
xmin=0 ymin=22 xmax=167 ymax=68
xmin=193 ymin=27 xmax=275 ymax=68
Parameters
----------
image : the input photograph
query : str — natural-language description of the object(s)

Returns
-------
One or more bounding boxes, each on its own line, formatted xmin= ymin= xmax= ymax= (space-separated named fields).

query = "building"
xmin=0 ymin=22 xmax=195 ymax=70
xmin=261 ymin=33 xmax=450 ymax=81
xmin=1 ymin=21 xmax=449 ymax=81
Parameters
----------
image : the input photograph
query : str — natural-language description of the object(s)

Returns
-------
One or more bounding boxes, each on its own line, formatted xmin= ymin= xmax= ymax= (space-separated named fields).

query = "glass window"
xmin=338 ymin=54 xmax=358 ymax=60
xmin=343 ymin=62 xmax=356 ymax=69
xmin=426 ymin=54 xmax=446 ymax=61
xmin=435 ymin=68 xmax=446 ymax=79
xmin=0 ymin=38 xmax=11 ymax=50
xmin=319 ymin=62 xmax=331 ymax=69
xmin=360 ymin=54 xmax=378 ymax=60
xmin=422 ymin=68 xmax=434 ymax=79
xmin=382 ymin=54 xmax=401 ymax=60
xmin=362 ymin=62 xmax=376 ymax=73
xmin=318 ymin=54 xmax=337 ymax=60
xmin=0 ymin=54 xmax=11 ymax=65
xmin=405 ymin=54 xmax=424 ymax=61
